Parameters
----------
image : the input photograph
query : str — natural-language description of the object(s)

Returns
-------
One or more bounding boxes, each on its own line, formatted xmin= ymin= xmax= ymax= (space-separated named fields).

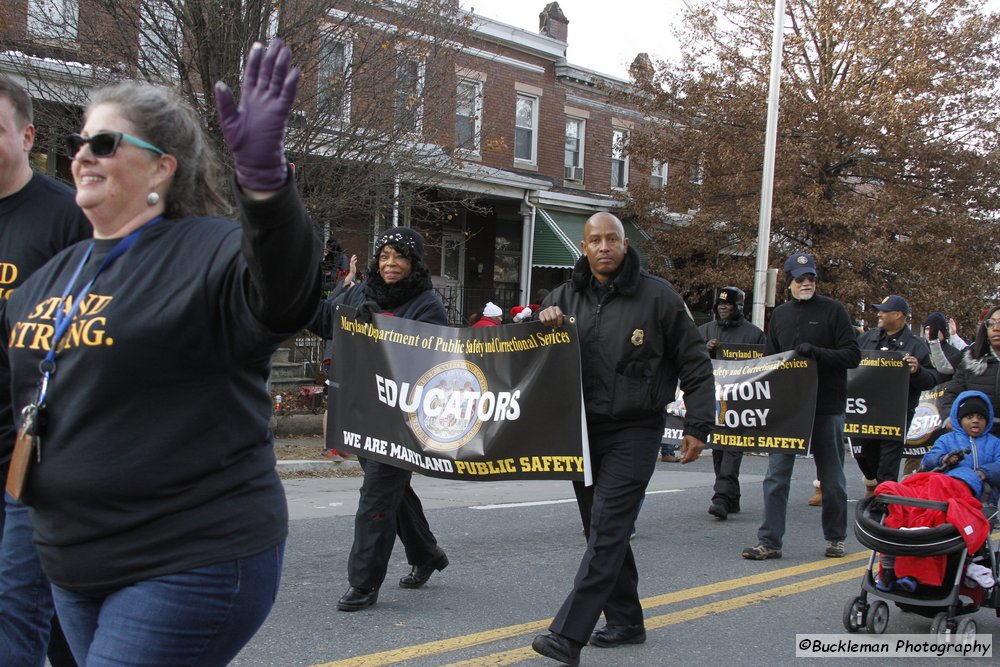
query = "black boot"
xmin=336 ymin=586 xmax=378 ymax=611
xmin=399 ymin=549 xmax=449 ymax=589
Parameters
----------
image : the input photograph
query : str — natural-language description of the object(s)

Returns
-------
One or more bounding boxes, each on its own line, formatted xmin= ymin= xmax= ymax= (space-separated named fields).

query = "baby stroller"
xmin=844 ymin=471 xmax=999 ymax=638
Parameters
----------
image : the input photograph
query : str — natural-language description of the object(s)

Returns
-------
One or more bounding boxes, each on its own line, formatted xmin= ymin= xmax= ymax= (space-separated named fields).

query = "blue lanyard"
xmin=36 ymin=216 xmax=163 ymax=405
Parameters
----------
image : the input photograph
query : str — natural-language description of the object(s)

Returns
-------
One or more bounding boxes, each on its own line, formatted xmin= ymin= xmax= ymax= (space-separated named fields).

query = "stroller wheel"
xmin=843 ymin=596 xmax=866 ymax=632
xmin=931 ymin=611 xmax=951 ymax=638
xmin=956 ymin=617 xmax=977 ymax=639
xmin=865 ymin=600 xmax=889 ymax=634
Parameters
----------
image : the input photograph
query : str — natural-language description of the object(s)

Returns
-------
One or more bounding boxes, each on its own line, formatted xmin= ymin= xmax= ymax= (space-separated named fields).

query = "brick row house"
xmin=1 ymin=1 xmax=663 ymax=325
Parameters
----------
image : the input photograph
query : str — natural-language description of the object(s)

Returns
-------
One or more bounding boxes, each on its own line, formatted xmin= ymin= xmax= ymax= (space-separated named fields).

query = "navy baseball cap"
xmin=872 ymin=295 xmax=909 ymax=316
xmin=782 ymin=252 xmax=817 ymax=279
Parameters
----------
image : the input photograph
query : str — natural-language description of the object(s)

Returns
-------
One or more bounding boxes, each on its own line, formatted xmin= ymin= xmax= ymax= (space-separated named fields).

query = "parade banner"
xmin=716 ymin=342 xmax=765 ymax=361
xmin=662 ymin=351 xmax=818 ymax=454
xmin=845 ymin=350 xmax=909 ymax=443
xmin=328 ymin=307 xmax=587 ymax=481
xmin=902 ymin=384 xmax=948 ymax=458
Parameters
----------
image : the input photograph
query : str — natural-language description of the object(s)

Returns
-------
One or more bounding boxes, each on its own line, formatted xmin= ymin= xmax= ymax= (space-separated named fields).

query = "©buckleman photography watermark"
xmin=795 ymin=634 xmax=992 ymax=658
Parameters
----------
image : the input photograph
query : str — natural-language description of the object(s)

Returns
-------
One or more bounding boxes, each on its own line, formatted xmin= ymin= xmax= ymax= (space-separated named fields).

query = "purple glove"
xmin=215 ymin=39 xmax=300 ymax=191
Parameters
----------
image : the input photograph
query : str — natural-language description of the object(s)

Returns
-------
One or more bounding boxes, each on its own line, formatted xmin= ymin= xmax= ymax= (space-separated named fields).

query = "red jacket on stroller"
xmin=876 ymin=472 xmax=990 ymax=585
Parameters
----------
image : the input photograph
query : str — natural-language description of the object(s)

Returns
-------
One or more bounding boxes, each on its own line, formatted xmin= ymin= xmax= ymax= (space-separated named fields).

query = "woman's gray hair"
xmin=87 ymin=81 xmax=227 ymax=218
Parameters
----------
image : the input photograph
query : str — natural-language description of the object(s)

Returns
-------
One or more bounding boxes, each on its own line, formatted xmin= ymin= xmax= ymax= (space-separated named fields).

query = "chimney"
xmin=539 ymin=2 xmax=568 ymax=43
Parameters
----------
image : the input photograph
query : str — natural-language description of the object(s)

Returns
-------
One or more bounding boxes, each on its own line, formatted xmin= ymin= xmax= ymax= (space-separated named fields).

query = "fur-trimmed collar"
xmin=961 ymin=346 xmax=999 ymax=376
xmin=570 ymin=245 xmax=642 ymax=296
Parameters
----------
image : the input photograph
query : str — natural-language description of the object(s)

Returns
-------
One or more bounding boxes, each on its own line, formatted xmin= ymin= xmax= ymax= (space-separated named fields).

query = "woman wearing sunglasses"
xmin=0 ymin=40 xmax=320 ymax=664
xmin=941 ymin=305 xmax=1000 ymax=437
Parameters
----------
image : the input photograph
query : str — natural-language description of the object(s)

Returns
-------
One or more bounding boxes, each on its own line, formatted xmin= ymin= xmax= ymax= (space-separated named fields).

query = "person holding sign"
xmin=854 ymin=295 xmax=937 ymax=487
xmin=531 ymin=212 xmax=715 ymax=667
xmin=698 ymin=286 xmax=765 ymax=521
xmin=0 ymin=40 xmax=321 ymax=662
xmin=742 ymin=252 xmax=860 ymax=561
xmin=313 ymin=226 xmax=450 ymax=612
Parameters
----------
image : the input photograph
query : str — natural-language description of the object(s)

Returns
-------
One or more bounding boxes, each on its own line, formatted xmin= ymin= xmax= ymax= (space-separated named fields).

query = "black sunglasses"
xmin=793 ymin=273 xmax=817 ymax=283
xmin=66 ymin=132 xmax=165 ymax=159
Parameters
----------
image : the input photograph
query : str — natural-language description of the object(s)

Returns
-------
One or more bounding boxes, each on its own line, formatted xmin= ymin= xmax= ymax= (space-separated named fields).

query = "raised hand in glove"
xmin=215 ymin=39 xmax=300 ymax=192
xmin=794 ymin=342 xmax=815 ymax=358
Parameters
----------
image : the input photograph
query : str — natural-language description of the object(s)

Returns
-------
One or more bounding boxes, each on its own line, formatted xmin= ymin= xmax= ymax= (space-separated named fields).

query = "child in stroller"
xmin=845 ymin=391 xmax=1000 ymax=636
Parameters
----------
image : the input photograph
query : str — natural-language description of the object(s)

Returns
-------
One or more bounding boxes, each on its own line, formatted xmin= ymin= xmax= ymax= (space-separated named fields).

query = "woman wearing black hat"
xmin=312 ymin=226 xmax=449 ymax=612
xmin=941 ymin=305 xmax=1000 ymax=436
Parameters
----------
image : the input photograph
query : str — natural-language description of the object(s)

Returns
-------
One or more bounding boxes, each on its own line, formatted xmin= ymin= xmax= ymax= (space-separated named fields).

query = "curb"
xmin=276 ymin=459 xmax=361 ymax=473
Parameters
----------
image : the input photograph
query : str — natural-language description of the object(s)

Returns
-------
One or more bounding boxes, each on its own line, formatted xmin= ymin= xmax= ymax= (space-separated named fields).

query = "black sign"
xmin=328 ymin=308 xmax=586 ymax=481
xmin=902 ymin=384 xmax=948 ymax=457
xmin=845 ymin=350 xmax=909 ymax=442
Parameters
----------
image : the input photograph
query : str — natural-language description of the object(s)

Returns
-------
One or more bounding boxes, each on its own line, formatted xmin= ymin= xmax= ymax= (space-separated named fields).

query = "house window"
xmin=514 ymin=94 xmax=538 ymax=163
xmin=319 ymin=34 xmax=352 ymax=123
xmin=139 ymin=0 xmax=181 ymax=79
xmin=564 ymin=117 xmax=585 ymax=182
xmin=651 ymin=160 xmax=668 ymax=188
xmin=28 ymin=0 xmax=78 ymax=41
xmin=455 ymin=79 xmax=482 ymax=153
xmin=611 ymin=128 xmax=629 ymax=189
xmin=395 ymin=54 xmax=424 ymax=134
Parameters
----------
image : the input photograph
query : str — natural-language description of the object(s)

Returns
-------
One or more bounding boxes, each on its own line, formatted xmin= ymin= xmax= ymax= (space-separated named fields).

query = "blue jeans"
xmin=758 ymin=414 xmax=847 ymax=549
xmin=51 ymin=541 xmax=284 ymax=667
xmin=0 ymin=493 xmax=58 ymax=667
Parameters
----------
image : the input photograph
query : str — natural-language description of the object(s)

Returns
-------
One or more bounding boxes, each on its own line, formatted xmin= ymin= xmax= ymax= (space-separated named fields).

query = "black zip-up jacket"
xmin=544 ymin=246 xmax=715 ymax=441
xmin=942 ymin=351 xmax=1000 ymax=436
xmin=764 ymin=293 xmax=861 ymax=416
xmin=857 ymin=326 xmax=938 ymax=418
xmin=699 ymin=315 xmax=765 ymax=358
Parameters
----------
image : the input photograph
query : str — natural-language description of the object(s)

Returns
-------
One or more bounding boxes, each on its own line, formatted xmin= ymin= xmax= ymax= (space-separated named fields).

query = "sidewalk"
xmin=274 ymin=435 xmax=361 ymax=474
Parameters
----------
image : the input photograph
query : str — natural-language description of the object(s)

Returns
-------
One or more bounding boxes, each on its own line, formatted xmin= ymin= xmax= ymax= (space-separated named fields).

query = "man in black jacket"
xmin=855 ymin=295 xmax=938 ymax=484
xmin=742 ymin=252 xmax=860 ymax=561
xmin=531 ymin=213 xmax=715 ymax=667
xmin=699 ymin=286 xmax=765 ymax=520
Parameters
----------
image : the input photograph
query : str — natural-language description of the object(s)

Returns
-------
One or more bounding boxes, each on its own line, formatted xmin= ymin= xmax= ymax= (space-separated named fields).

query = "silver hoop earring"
xmin=146 ymin=192 xmax=160 ymax=206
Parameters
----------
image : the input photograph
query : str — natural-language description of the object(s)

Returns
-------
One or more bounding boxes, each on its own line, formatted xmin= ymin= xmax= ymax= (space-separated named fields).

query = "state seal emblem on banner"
xmin=408 ymin=360 xmax=488 ymax=451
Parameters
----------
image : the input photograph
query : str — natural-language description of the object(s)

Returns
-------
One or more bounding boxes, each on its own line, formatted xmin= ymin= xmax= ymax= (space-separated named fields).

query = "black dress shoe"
xmin=531 ymin=632 xmax=581 ymax=666
xmin=336 ymin=586 xmax=378 ymax=611
xmin=708 ymin=503 xmax=729 ymax=520
xmin=399 ymin=550 xmax=449 ymax=589
xmin=590 ymin=623 xmax=647 ymax=647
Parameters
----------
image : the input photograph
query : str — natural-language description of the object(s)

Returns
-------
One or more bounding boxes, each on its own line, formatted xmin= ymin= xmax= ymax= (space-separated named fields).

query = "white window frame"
xmin=27 ymin=0 xmax=78 ymax=41
xmin=514 ymin=93 xmax=539 ymax=165
xmin=394 ymin=52 xmax=425 ymax=135
xmin=611 ymin=128 xmax=629 ymax=190
xmin=564 ymin=117 xmax=585 ymax=181
xmin=318 ymin=32 xmax=353 ymax=125
xmin=651 ymin=160 xmax=668 ymax=189
xmin=455 ymin=78 xmax=482 ymax=155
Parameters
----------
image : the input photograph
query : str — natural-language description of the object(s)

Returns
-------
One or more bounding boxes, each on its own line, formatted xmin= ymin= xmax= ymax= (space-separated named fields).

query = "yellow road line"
xmin=312 ymin=554 xmax=869 ymax=667
xmin=437 ymin=567 xmax=866 ymax=667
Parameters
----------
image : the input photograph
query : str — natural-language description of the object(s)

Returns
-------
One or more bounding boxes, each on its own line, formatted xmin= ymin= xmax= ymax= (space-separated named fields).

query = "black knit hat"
xmin=957 ymin=395 xmax=990 ymax=422
xmin=715 ymin=287 xmax=745 ymax=316
xmin=374 ymin=227 xmax=424 ymax=263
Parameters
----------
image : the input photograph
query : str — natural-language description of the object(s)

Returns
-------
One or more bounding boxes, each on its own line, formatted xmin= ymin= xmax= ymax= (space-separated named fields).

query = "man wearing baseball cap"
xmin=855 ymin=295 xmax=937 ymax=487
xmin=743 ymin=251 xmax=860 ymax=560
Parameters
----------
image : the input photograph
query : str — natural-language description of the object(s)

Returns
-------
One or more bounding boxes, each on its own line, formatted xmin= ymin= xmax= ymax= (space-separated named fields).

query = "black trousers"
xmin=549 ymin=428 xmax=659 ymax=644
xmin=854 ymin=438 xmax=904 ymax=483
xmin=348 ymin=458 xmax=440 ymax=590
xmin=711 ymin=448 xmax=743 ymax=511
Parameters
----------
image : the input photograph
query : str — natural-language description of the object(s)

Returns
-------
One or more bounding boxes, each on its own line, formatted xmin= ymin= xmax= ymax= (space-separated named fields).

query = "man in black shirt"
xmin=742 ymin=252 xmax=859 ymax=561
xmin=0 ymin=76 xmax=89 ymax=667
xmin=699 ymin=286 xmax=765 ymax=520
xmin=855 ymin=295 xmax=937 ymax=484
xmin=531 ymin=213 xmax=714 ymax=666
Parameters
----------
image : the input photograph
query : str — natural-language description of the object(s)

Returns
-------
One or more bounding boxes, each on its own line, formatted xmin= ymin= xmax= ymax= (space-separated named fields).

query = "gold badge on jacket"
xmin=631 ymin=329 xmax=644 ymax=346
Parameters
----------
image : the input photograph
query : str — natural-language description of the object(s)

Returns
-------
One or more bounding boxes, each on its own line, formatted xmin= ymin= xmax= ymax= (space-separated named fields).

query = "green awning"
xmin=532 ymin=208 xmax=649 ymax=269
